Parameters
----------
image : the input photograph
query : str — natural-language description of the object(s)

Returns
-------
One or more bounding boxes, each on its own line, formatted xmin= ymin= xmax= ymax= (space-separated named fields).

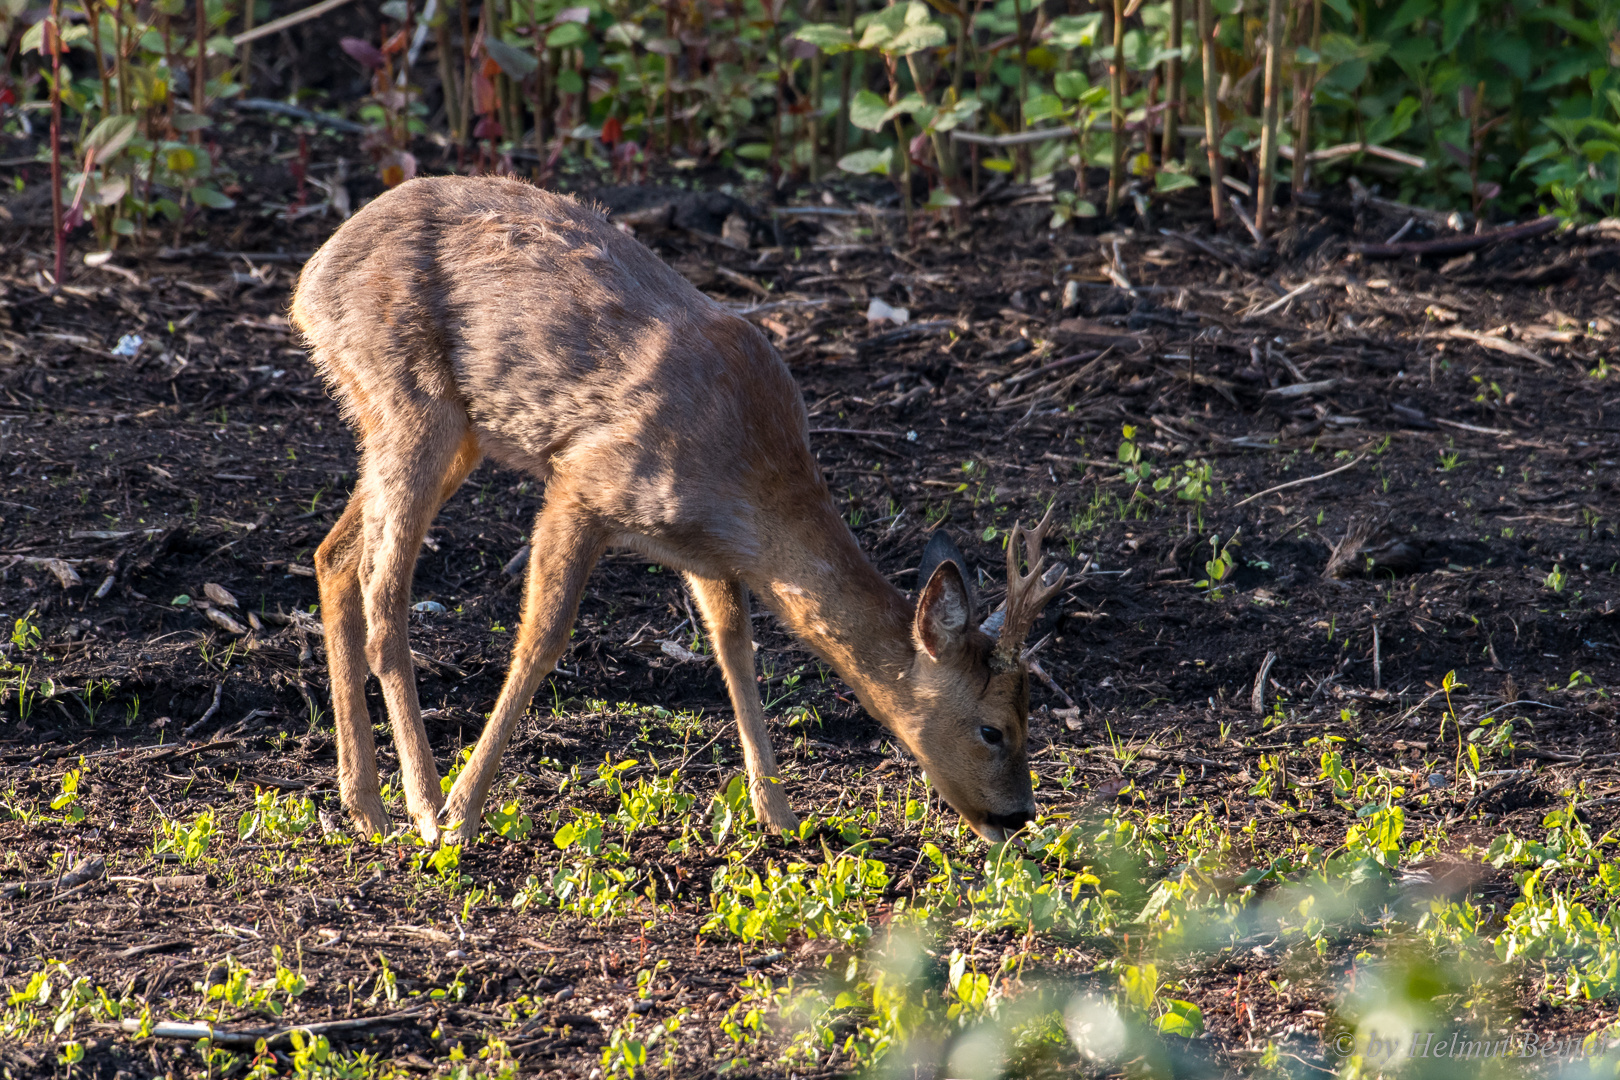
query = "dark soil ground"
xmin=1 ymin=107 xmax=1618 ymax=1079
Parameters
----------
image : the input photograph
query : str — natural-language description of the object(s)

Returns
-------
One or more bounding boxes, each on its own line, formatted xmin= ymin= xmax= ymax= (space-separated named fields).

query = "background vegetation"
xmin=0 ymin=0 xmax=1617 ymax=266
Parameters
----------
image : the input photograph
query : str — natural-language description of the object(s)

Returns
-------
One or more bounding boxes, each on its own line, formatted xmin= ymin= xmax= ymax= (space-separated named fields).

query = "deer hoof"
xmin=752 ymin=782 xmax=800 ymax=834
xmin=436 ymin=794 xmax=480 ymax=845
xmin=411 ymin=808 xmax=442 ymax=846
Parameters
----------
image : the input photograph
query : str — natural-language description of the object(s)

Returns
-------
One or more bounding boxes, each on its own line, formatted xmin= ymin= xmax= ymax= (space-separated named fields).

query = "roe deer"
xmin=290 ymin=175 xmax=1066 ymax=845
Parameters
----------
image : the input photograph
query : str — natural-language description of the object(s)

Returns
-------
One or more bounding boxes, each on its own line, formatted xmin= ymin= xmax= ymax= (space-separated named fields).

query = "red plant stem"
xmin=460 ymin=0 xmax=475 ymax=153
xmin=49 ymin=0 xmax=63 ymax=288
xmin=193 ymin=0 xmax=206 ymax=142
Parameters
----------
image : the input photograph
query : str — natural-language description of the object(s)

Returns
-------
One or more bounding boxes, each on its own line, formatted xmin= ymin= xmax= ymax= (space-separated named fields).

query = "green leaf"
xmin=1154 ymin=171 xmax=1198 ymax=193
xmin=925 ymin=187 xmax=960 ymax=207
xmin=1048 ymin=12 xmax=1102 ymax=48
xmin=1439 ymin=0 xmax=1479 ymax=53
xmin=793 ymin=23 xmax=856 ymax=53
xmin=1023 ymin=92 xmax=1067 ymax=123
xmin=849 ymin=88 xmax=891 ymax=131
xmin=1054 ymin=70 xmax=1090 ymax=100
xmin=191 ymin=185 xmax=234 ymax=209
xmin=886 ymin=20 xmax=947 ymax=55
xmin=1158 ymin=999 xmax=1204 ymax=1037
xmin=172 ymin=113 xmax=212 ymax=132
xmin=1119 ymin=964 xmax=1158 ymax=1014
xmin=857 ymin=1 xmax=945 ymax=56
xmin=927 ymin=96 xmax=981 ymax=132
xmin=837 ymin=148 xmax=891 ymax=176
xmin=734 ymin=142 xmax=771 ymax=160
xmin=486 ymin=36 xmax=539 ymax=78
xmin=84 ymin=114 xmax=138 ymax=161
xmin=163 ymin=146 xmax=200 ymax=176
xmin=885 ymin=91 xmax=928 ymax=122
xmin=545 ymin=21 xmax=587 ymax=48
xmin=981 ymin=156 xmax=1015 ymax=173
xmin=90 ymin=176 xmax=128 ymax=206
xmin=555 ymin=68 xmax=583 ymax=95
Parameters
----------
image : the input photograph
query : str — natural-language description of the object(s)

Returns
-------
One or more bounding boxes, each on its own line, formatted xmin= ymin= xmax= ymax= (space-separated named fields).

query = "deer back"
xmin=290 ymin=175 xmax=824 ymax=568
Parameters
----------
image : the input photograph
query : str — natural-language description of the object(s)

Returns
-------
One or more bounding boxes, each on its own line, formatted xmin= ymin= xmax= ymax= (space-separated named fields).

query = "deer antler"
xmin=991 ymin=507 xmax=1066 ymax=671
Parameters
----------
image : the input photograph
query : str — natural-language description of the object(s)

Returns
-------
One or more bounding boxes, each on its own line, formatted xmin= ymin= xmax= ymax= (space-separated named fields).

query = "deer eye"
xmin=979 ymin=726 xmax=1003 ymax=746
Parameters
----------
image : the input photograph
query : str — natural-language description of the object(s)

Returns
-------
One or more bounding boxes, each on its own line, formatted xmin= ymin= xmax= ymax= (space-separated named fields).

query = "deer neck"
xmin=753 ymin=508 xmax=920 ymax=733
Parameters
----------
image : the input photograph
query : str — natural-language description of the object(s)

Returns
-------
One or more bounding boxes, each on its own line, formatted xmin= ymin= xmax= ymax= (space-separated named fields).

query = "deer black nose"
xmin=986 ymin=807 xmax=1034 ymax=832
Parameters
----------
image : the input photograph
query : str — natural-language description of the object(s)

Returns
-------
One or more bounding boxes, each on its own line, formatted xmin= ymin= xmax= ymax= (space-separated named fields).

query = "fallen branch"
xmin=233 ymin=97 xmax=365 ymax=135
xmin=808 ymin=427 xmax=909 ymax=440
xmin=1438 ymin=327 xmax=1554 ymax=369
xmin=1001 ymin=349 xmax=1108 ymax=389
xmin=1 ymin=855 xmax=105 ymax=901
xmin=118 ymin=1008 xmax=428 ymax=1049
xmin=1251 ymin=651 xmax=1279 ymax=714
xmin=856 ymin=319 xmax=958 ymax=355
xmin=1351 ymin=215 xmax=1558 ymax=259
xmin=1231 ymin=454 xmax=1366 ymax=508
xmin=950 ymin=126 xmax=1081 ymax=147
xmin=182 ymin=682 xmax=226 ymax=737
xmin=1246 ymin=279 xmax=1317 ymax=319
xmin=1278 ymin=141 xmax=1426 ymax=169
xmin=231 ymin=0 xmax=359 ymax=45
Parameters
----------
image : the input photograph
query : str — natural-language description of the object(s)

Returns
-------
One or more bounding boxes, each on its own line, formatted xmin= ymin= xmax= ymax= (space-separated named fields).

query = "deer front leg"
xmin=684 ymin=574 xmax=799 ymax=834
xmin=439 ymin=495 xmax=606 ymax=844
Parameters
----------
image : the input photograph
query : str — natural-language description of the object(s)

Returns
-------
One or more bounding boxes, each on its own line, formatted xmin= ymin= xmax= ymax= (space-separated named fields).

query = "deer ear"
xmin=914 ymin=559 xmax=972 ymax=660
xmin=917 ymin=529 xmax=966 ymax=591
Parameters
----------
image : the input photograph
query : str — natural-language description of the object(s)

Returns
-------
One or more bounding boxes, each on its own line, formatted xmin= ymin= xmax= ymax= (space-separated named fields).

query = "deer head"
xmin=900 ymin=509 xmax=1066 ymax=842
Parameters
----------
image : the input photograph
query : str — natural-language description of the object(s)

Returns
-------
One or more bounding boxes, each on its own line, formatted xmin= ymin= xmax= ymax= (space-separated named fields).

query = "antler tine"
xmin=993 ymin=507 xmax=1066 ymax=669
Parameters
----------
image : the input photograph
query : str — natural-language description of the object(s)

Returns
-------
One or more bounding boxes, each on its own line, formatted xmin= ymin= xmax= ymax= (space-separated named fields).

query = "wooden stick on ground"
xmin=1251 ymin=651 xmax=1278 ymax=713
xmin=1231 ymin=454 xmax=1366 ymax=508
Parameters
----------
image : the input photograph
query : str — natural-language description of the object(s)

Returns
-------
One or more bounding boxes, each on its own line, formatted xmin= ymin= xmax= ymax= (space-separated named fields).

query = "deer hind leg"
xmin=357 ymin=422 xmax=483 ymax=844
xmin=315 ymin=492 xmax=386 ymax=840
xmin=683 ymin=574 xmax=799 ymax=834
xmin=440 ymin=489 xmax=606 ymax=844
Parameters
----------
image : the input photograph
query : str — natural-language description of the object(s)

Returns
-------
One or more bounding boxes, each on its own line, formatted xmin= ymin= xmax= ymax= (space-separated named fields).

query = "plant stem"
xmin=1106 ymin=0 xmax=1124 ymax=217
xmin=953 ymin=4 xmax=968 ymax=99
xmin=809 ymin=47 xmax=823 ymax=181
xmin=241 ymin=0 xmax=255 ymax=96
xmin=437 ymin=2 xmax=463 ymax=141
xmin=906 ymin=51 xmax=952 ymax=184
xmin=1012 ymin=0 xmax=1029 ymax=180
xmin=530 ymin=0 xmax=544 ymax=164
xmin=1289 ymin=0 xmax=1321 ymax=194
xmin=49 ymin=0 xmax=63 ymax=289
xmin=85 ymin=0 xmax=111 ymax=120
xmin=1255 ymin=0 xmax=1284 ymax=231
xmin=834 ymin=0 xmax=854 ymax=163
xmin=460 ymin=0 xmax=474 ymax=153
xmin=887 ymin=55 xmax=911 ymax=229
xmin=1197 ymin=0 xmax=1222 ymax=224
xmin=115 ymin=4 xmax=131 ymax=114
xmin=194 ymin=0 xmax=207 ymax=142
xmin=1161 ymin=0 xmax=1182 ymax=163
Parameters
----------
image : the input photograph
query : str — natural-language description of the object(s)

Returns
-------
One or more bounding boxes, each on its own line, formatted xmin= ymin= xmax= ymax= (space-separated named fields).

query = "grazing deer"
xmin=290 ymin=175 xmax=1065 ymax=845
